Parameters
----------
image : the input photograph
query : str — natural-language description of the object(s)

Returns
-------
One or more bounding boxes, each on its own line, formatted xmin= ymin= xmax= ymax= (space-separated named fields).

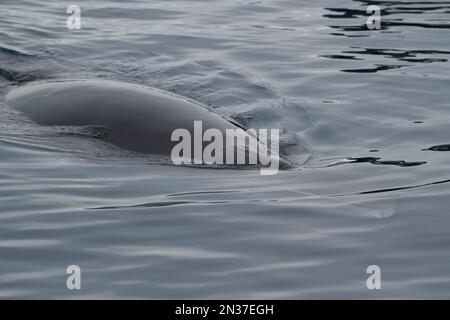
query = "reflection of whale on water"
xmin=5 ymin=79 xmax=284 ymax=172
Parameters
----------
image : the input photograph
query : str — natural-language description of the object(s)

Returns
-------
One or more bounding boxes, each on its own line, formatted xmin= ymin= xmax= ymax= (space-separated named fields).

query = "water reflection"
xmin=325 ymin=0 xmax=450 ymax=31
xmin=323 ymin=0 xmax=450 ymax=72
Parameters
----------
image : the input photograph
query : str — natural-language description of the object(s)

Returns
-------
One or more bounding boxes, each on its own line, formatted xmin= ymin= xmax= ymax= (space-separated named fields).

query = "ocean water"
xmin=1 ymin=0 xmax=450 ymax=299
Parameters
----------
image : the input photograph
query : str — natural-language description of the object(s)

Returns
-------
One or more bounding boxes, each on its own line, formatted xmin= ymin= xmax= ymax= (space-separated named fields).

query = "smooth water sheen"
xmin=1 ymin=0 xmax=450 ymax=299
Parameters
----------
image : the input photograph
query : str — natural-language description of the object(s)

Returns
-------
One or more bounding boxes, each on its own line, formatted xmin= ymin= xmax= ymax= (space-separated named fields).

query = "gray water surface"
xmin=1 ymin=0 xmax=450 ymax=299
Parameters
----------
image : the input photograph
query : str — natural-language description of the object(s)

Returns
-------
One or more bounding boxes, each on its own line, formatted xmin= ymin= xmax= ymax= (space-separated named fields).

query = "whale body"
xmin=5 ymin=79 xmax=245 ymax=156
xmin=5 ymin=79 xmax=285 ymax=174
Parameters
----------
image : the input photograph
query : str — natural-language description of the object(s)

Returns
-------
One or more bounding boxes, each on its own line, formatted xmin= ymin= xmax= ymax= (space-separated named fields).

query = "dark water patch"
xmin=348 ymin=157 xmax=426 ymax=167
xmin=0 ymin=67 xmax=46 ymax=84
xmin=341 ymin=64 xmax=407 ymax=73
xmin=328 ymin=24 xmax=388 ymax=31
xmin=0 ymin=46 xmax=57 ymax=85
xmin=0 ymin=47 xmax=33 ymax=57
xmin=357 ymin=178 xmax=450 ymax=195
xmin=399 ymin=57 xmax=447 ymax=63
xmin=88 ymin=201 xmax=193 ymax=210
xmin=324 ymin=7 xmax=371 ymax=19
xmin=309 ymin=156 xmax=426 ymax=168
xmin=337 ymin=48 xmax=450 ymax=71
xmin=343 ymin=48 xmax=450 ymax=59
xmin=327 ymin=177 xmax=450 ymax=197
xmin=329 ymin=21 xmax=450 ymax=31
xmin=423 ymin=144 xmax=450 ymax=151
xmin=320 ymin=54 xmax=364 ymax=60
xmin=384 ymin=21 xmax=450 ymax=29
xmin=356 ymin=1 xmax=450 ymax=5
xmin=394 ymin=6 xmax=450 ymax=11
xmin=329 ymin=32 xmax=370 ymax=37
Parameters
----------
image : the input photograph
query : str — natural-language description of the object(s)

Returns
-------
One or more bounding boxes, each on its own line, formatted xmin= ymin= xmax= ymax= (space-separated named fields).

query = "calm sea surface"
xmin=1 ymin=0 xmax=450 ymax=298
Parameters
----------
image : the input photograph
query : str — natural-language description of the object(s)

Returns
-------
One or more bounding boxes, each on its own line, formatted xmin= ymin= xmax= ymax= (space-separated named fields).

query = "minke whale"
xmin=5 ymin=79 xmax=283 ymax=173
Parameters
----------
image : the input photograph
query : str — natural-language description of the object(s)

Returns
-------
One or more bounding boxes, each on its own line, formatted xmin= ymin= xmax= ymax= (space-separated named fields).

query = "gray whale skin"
xmin=5 ymin=79 xmax=245 ymax=156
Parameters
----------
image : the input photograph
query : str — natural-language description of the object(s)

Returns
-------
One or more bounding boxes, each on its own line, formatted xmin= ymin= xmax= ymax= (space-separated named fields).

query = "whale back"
xmin=5 ymin=80 xmax=243 ymax=155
